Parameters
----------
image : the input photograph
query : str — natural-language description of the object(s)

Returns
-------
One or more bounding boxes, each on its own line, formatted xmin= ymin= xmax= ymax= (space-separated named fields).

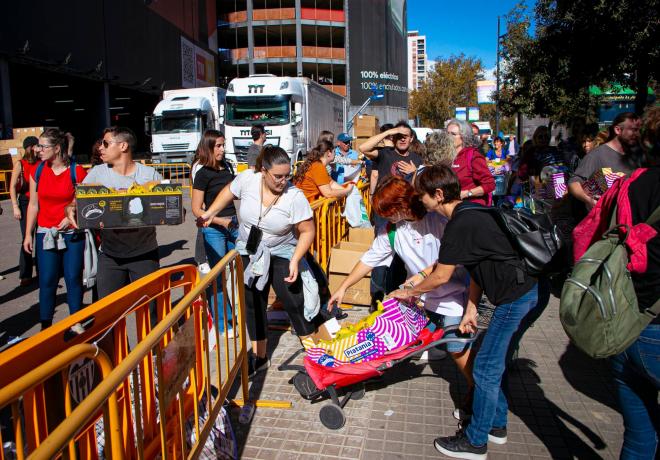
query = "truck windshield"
xmin=151 ymin=114 xmax=201 ymax=134
xmin=225 ymin=96 xmax=290 ymax=126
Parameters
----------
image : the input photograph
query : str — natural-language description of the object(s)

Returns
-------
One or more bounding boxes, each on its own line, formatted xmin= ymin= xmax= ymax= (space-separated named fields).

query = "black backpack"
xmin=455 ymin=203 xmax=563 ymax=277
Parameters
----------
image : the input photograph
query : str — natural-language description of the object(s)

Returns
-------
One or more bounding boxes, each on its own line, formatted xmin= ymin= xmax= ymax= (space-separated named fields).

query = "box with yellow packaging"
xmin=302 ymin=298 xmax=428 ymax=367
xmin=75 ymin=182 xmax=184 ymax=229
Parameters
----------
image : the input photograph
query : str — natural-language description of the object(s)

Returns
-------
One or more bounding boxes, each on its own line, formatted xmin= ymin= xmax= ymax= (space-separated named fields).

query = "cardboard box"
xmin=348 ymin=227 xmax=375 ymax=245
xmin=75 ymin=183 xmax=184 ymax=229
xmin=354 ymin=115 xmax=379 ymax=138
xmin=328 ymin=241 xmax=371 ymax=306
xmin=12 ymin=127 xmax=47 ymax=142
xmin=310 ymin=317 xmax=341 ymax=343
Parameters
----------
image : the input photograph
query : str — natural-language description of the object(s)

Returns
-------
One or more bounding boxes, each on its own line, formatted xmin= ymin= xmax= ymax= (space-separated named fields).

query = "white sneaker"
xmin=70 ymin=323 xmax=85 ymax=335
xmin=198 ymin=263 xmax=211 ymax=274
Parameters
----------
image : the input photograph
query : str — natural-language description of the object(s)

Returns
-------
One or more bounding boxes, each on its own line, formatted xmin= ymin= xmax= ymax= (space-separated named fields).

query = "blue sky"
xmin=407 ymin=0 xmax=525 ymax=73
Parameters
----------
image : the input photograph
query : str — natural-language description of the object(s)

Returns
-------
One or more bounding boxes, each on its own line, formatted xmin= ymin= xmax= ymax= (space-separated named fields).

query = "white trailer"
xmin=147 ymin=87 xmax=226 ymax=164
xmin=223 ymin=75 xmax=345 ymax=167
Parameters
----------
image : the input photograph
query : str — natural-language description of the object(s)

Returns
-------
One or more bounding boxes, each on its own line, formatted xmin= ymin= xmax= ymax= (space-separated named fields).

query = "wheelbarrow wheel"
xmin=350 ymin=383 xmax=366 ymax=400
xmin=292 ymin=372 xmax=319 ymax=400
xmin=319 ymin=403 xmax=346 ymax=430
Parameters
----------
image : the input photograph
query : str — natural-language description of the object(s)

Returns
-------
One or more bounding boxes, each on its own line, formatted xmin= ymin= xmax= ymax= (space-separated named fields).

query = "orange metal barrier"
xmin=0 ymin=256 xmax=249 ymax=459
xmin=309 ymin=180 xmax=371 ymax=272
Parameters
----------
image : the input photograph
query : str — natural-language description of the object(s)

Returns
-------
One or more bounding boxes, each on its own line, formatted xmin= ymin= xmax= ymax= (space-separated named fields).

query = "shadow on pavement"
xmin=158 ymin=239 xmax=188 ymax=260
xmin=508 ymin=358 xmax=607 ymax=459
xmin=0 ymin=291 xmax=71 ymax=339
xmin=558 ymin=343 xmax=619 ymax=412
xmin=0 ymin=265 xmax=18 ymax=277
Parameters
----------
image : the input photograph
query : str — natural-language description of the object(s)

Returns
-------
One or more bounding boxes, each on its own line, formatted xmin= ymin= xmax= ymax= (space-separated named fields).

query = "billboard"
xmin=181 ymin=37 xmax=216 ymax=88
xmin=468 ymin=107 xmax=480 ymax=121
xmin=477 ymin=80 xmax=496 ymax=104
xmin=455 ymin=107 xmax=467 ymax=121
xmin=347 ymin=0 xmax=408 ymax=109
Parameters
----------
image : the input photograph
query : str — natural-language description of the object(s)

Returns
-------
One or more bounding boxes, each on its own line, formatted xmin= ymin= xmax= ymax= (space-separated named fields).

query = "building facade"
xmin=407 ymin=30 xmax=427 ymax=90
xmin=0 ymin=0 xmax=217 ymax=155
xmin=219 ymin=0 xmax=408 ymax=125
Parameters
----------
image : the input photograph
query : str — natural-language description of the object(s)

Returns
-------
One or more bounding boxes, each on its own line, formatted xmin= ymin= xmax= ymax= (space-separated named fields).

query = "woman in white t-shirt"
xmin=199 ymin=146 xmax=319 ymax=378
xmin=328 ymin=176 xmax=474 ymax=390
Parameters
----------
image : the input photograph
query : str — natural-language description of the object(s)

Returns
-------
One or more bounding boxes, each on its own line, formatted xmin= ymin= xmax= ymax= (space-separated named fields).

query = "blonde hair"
xmin=423 ymin=131 xmax=456 ymax=166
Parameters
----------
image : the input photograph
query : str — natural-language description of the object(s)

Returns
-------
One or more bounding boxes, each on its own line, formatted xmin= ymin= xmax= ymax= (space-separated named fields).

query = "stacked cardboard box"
xmin=327 ymin=228 xmax=375 ymax=306
xmin=353 ymin=115 xmax=379 ymax=153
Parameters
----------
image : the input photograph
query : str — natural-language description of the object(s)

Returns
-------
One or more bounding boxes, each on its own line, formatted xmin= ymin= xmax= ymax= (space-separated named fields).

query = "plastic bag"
xmin=343 ymin=187 xmax=371 ymax=228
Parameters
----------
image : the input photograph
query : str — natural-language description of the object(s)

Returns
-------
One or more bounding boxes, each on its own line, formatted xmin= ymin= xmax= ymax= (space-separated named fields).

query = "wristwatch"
xmin=467 ymin=190 xmax=473 ymax=198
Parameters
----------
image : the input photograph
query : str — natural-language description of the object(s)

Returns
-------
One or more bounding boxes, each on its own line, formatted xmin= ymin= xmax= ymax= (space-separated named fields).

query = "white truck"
xmin=146 ymin=87 xmax=226 ymax=164
xmin=223 ymin=75 xmax=345 ymax=167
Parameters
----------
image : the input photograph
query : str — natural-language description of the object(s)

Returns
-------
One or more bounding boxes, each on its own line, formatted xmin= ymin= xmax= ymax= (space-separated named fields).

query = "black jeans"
xmin=242 ymin=255 xmax=319 ymax=341
xmin=97 ymin=250 xmax=160 ymax=298
xmin=18 ymin=195 xmax=35 ymax=280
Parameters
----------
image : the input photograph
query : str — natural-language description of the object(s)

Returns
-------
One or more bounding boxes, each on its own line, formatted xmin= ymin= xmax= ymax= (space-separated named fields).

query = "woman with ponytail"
xmin=292 ymin=140 xmax=354 ymax=203
xmin=23 ymin=128 xmax=87 ymax=331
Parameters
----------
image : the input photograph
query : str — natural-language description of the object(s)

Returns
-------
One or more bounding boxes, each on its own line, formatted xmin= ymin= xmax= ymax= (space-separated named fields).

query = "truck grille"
xmin=234 ymin=146 xmax=248 ymax=163
xmin=162 ymin=143 xmax=190 ymax=151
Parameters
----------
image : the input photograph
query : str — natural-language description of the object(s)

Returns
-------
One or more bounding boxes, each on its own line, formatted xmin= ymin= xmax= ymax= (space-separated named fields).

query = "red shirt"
xmin=32 ymin=163 xmax=87 ymax=229
xmin=20 ymin=159 xmax=41 ymax=198
xmin=451 ymin=147 xmax=496 ymax=206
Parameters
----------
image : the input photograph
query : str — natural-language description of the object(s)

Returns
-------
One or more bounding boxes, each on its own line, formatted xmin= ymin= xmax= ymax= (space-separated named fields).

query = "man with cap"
xmin=332 ymin=132 xmax=362 ymax=184
xmin=9 ymin=136 xmax=41 ymax=285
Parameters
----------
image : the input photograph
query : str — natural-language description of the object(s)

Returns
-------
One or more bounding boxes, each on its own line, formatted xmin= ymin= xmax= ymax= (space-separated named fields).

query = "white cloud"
xmin=483 ymin=66 xmax=497 ymax=81
xmin=428 ymin=59 xmax=437 ymax=72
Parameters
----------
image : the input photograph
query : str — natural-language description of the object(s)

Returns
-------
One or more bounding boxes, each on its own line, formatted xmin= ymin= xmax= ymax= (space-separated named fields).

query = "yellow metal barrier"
xmin=0 ymin=261 xmax=248 ymax=459
xmin=0 ymin=169 xmax=12 ymax=198
xmin=309 ymin=180 xmax=371 ymax=272
xmin=144 ymin=163 xmax=192 ymax=194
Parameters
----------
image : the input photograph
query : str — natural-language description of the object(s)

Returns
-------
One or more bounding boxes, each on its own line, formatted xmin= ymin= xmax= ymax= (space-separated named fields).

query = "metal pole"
xmin=496 ymin=15 xmax=500 ymax=136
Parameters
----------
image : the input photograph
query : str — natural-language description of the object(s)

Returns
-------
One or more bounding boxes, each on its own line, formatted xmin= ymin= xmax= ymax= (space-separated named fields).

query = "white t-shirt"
xmin=229 ymin=169 xmax=313 ymax=241
xmin=360 ymin=212 xmax=468 ymax=316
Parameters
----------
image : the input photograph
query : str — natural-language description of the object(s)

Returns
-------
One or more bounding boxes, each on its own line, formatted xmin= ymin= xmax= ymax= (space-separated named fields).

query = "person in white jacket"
xmin=328 ymin=176 xmax=474 ymax=392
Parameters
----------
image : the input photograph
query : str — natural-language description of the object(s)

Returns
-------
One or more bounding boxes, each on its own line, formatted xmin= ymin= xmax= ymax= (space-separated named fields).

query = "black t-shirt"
xmin=376 ymin=147 xmax=423 ymax=186
xmin=438 ymin=202 xmax=537 ymax=305
xmin=101 ymin=228 xmax=159 ymax=259
xmin=628 ymin=167 xmax=660 ymax=314
xmin=193 ymin=166 xmax=236 ymax=218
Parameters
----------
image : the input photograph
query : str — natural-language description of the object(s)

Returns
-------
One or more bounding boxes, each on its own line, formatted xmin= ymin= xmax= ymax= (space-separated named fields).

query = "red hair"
xmin=372 ymin=176 xmax=426 ymax=220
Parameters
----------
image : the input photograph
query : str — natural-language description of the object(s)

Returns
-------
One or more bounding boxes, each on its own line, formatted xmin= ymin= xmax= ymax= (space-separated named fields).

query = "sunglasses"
xmin=102 ymin=140 xmax=121 ymax=148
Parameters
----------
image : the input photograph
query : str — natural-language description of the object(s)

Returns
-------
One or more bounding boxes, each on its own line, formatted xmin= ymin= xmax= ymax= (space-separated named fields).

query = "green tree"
xmin=409 ymin=54 xmax=484 ymax=128
xmin=499 ymin=0 xmax=659 ymax=124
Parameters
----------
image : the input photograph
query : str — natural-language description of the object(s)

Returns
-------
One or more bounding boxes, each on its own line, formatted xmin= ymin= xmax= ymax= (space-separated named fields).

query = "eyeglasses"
xmin=102 ymin=140 xmax=121 ymax=148
xmin=36 ymin=144 xmax=55 ymax=149
xmin=266 ymin=170 xmax=289 ymax=183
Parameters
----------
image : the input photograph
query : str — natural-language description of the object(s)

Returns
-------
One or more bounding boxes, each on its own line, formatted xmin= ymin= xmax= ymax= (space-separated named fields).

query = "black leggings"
xmin=242 ymin=255 xmax=319 ymax=341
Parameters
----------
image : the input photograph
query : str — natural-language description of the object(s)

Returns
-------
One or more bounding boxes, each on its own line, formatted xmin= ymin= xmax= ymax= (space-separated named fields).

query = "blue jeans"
xmin=36 ymin=231 xmax=85 ymax=323
xmin=466 ymin=284 xmax=538 ymax=447
xmin=611 ymin=324 xmax=660 ymax=459
xmin=202 ymin=225 xmax=237 ymax=332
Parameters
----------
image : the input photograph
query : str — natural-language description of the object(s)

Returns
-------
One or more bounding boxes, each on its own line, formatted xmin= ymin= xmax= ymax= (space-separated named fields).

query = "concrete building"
xmin=407 ymin=30 xmax=427 ymax=90
xmin=218 ymin=0 xmax=408 ymax=125
xmin=0 ymin=0 xmax=217 ymax=157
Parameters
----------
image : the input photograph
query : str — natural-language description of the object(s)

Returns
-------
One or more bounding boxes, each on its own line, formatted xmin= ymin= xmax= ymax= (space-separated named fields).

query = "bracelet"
xmin=405 ymin=281 xmax=415 ymax=289
xmin=418 ymin=270 xmax=427 ymax=279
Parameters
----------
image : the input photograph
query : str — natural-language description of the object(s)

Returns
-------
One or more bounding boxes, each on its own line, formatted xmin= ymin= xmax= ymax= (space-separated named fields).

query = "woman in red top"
xmin=23 ymin=128 xmax=87 ymax=330
xmin=447 ymin=120 xmax=495 ymax=206
xmin=9 ymin=136 xmax=41 ymax=285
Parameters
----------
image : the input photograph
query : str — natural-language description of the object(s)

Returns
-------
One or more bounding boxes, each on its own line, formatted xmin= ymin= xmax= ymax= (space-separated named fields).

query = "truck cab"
xmin=147 ymin=87 xmax=226 ymax=164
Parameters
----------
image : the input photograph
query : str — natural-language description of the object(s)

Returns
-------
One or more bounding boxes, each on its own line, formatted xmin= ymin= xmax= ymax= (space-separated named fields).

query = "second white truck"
xmin=223 ymin=75 xmax=346 ymax=167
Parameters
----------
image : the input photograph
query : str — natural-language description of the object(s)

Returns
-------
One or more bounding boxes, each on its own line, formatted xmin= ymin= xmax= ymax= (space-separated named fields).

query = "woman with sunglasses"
xmin=199 ymin=146 xmax=321 ymax=378
xmin=191 ymin=130 xmax=237 ymax=337
xmin=23 ymin=128 xmax=87 ymax=331
xmin=292 ymin=140 xmax=354 ymax=203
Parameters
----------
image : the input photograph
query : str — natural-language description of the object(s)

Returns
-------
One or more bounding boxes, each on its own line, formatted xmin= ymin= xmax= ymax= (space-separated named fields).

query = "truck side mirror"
xmin=294 ymin=102 xmax=302 ymax=124
xmin=144 ymin=115 xmax=152 ymax=136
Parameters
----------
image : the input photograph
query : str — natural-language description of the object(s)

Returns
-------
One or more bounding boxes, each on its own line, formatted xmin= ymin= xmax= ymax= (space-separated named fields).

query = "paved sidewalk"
xmin=231 ymin=298 xmax=622 ymax=460
xmin=0 ymin=197 xmax=624 ymax=459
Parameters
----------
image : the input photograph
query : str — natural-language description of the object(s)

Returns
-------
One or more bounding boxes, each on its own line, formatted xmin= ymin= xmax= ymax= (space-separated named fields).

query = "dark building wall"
xmin=0 ymin=0 xmax=217 ymax=155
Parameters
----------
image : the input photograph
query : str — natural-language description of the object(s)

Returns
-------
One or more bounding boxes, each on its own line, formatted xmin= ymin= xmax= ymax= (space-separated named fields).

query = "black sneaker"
xmin=247 ymin=354 xmax=270 ymax=379
xmin=453 ymin=387 xmax=474 ymax=421
xmin=488 ymin=426 xmax=507 ymax=445
xmin=434 ymin=430 xmax=486 ymax=460
xmin=457 ymin=421 xmax=508 ymax=446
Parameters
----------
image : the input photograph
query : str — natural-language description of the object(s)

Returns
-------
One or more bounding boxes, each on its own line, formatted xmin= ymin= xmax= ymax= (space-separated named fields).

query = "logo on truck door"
xmin=248 ymin=84 xmax=265 ymax=94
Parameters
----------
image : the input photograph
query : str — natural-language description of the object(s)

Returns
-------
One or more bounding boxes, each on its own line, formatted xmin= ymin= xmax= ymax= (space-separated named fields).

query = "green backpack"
xmin=560 ymin=205 xmax=660 ymax=359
